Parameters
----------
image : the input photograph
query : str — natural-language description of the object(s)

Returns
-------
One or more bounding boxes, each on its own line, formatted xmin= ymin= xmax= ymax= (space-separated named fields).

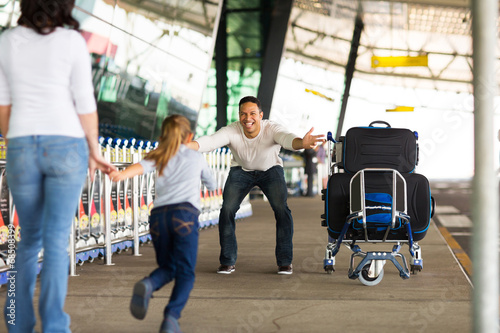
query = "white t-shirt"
xmin=196 ymin=120 xmax=299 ymax=171
xmin=0 ymin=26 xmax=97 ymax=138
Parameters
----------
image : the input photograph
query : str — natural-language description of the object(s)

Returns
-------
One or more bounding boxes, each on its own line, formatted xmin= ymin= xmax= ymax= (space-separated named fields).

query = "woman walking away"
xmin=0 ymin=1 xmax=115 ymax=332
xmin=109 ymin=115 xmax=216 ymax=333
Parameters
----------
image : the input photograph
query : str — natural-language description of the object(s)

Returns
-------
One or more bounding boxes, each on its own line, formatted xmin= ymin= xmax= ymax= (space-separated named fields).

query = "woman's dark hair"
xmin=18 ymin=0 xmax=79 ymax=35
xmin=239 ymin=96 xmax=262 ymax=112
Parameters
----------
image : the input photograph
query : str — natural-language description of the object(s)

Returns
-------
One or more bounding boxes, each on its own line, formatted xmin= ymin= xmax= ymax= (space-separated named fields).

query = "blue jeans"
xmin=4 ymin=136 xmax=88 ymax=333
xmin=219 ymin=166 xmax=293 ymax=266
xmin=147 ymin=203 xmax=200 ymax=320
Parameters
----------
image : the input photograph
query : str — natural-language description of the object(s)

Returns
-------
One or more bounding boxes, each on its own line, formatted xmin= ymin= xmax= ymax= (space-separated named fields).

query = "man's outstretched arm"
xmin=292 ymin=127 xmax=325 ymax=150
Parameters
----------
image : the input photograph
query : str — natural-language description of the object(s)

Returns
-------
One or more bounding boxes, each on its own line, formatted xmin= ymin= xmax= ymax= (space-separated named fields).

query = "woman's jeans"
xmin=4 ymin=136 xmax=88 ymax=333
xmin=147 ymin=203 xmax=200 ymax=320
xmin=219 ymin=166 xmax=293 ymax=267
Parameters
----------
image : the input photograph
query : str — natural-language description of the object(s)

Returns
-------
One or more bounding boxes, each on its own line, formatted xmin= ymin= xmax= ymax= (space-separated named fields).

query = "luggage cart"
xmin=321 ymin=121 xmax=434 ymax=286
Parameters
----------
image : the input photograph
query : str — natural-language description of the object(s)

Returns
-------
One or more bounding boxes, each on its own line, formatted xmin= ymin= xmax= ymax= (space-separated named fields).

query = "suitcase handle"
xmin=368 ymin=120 xmax=391 ymax=128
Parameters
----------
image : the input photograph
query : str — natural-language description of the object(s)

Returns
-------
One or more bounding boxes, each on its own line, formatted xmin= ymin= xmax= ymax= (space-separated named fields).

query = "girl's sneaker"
xmin=130 ymin=277 xmax=153 ymax=320
xmin=159 ymin=314 xmax=182 ymax=333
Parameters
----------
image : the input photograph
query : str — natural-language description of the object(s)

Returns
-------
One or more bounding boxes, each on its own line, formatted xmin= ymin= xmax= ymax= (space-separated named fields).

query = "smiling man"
xmin=188 ymin=96 xmax=324 ymax=275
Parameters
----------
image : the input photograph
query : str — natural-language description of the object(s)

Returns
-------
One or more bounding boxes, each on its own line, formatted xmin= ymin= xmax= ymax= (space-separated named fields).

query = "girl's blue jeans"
xmin=4 ymin=136 xmax=88 ymax=333
xmin=147 ymin=203 xmax=200 ymax=320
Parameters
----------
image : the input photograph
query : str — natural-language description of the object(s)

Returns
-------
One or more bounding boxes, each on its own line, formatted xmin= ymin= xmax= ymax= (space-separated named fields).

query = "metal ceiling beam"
xmin=113 ymin=0 xmax=217 ymax=35
xmin=335 ymin=13 xmax=364 ymax=139
xmin=215 ymin=0 xmax=228 ymax=130
xmin=361 ymin=0 xmax=470 ymax=8
xmin=285 ymin=49 xmax=473 ymax=85
xmin=285 ymin=22 xmax=487 ymax=87
xmin=257 ymin=0 xmax=294 ymax=119
xmin=290 ymin=23 xmax=474 ymax=58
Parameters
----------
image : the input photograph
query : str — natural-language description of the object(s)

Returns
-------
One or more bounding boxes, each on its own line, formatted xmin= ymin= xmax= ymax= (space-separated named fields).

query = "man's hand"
xmin=292 ymin=127 xmax=325 ymax=150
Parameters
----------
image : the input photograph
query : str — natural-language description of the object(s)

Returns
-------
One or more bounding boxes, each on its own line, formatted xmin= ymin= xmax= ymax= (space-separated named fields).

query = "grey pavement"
xmin=0 ymin=196 xmax=472 ymax=333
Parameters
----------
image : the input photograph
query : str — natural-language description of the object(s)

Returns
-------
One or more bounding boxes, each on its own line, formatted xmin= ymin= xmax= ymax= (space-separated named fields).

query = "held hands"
xmin=302 ymin=127 xmax=325 ymax=149
xmin=109 ymin=170 xmax=124 ymax=182
xmin=88 ymin=146 xmax=116 ymax=182
xmin=108 ymin=163 xmax=144 ymax=182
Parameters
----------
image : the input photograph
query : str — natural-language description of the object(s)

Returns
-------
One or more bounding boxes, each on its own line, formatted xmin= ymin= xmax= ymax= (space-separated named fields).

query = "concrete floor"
xmin=0 ymin=196 xmax=472 ymax=333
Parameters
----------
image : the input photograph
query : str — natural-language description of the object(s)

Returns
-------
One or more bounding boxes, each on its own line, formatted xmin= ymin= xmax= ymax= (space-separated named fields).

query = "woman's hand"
xmin=78 ymin=112 xmax=116 ymax=181
xmin=108 ymin=170 xmax=123 ymax=182
xmin=109 ymin=163 xmax=144 ymax=182
xmin=88 ymin=148 xmax=116 ymax=180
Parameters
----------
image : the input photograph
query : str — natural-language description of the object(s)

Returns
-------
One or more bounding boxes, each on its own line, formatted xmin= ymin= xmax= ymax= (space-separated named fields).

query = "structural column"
xmin=471 ymin=0 xmax=499 ymax=332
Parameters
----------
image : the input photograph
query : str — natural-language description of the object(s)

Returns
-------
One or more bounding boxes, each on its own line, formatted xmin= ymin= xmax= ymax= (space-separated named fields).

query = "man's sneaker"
xmin=217 ymin=265 xmax=235 ymax=274
xmin=159 ymin=314 xmax=182 ymax=333
xmin=130 ymin=277 xmax=153 ymax=320
xmin=278 ymin=264 xmax=293 ymax=275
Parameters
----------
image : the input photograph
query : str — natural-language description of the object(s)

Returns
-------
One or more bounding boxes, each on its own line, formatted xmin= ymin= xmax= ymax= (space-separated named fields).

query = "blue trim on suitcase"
xmin=325 ymin=183 xmax=332 ymax=233
xmin=413 ymin=188 xmax=432 ymax=234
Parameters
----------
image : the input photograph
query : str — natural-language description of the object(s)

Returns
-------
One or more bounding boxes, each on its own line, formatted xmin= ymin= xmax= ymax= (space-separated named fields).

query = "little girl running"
xmin=109 ymin=115 xmax=216 ymax=333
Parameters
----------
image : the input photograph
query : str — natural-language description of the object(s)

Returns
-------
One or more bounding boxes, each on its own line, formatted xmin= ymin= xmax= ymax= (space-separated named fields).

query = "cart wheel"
xmin=358 ymin=263 xmax=384 ymax=286
xmin=411 ymin=264 xmax=422 ymax=275
xmin=88 ymin=257 xmax=95 ymax=263
xmin=324 ymin=265 xmax=335 ymax=274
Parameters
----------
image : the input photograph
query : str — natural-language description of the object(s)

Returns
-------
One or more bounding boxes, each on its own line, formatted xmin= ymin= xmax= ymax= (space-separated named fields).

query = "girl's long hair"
xmin=18 ymin=0 xmax=80 ymax=35
xmin=144 ymin=115 xmax=192 ymax=176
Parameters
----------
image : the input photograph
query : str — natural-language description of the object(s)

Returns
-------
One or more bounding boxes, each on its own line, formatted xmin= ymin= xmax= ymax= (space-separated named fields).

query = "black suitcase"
xmin=325 ymin=172 xmax=432 ymax=242
xmin=342 ymin=121 xmax=419 ymax=174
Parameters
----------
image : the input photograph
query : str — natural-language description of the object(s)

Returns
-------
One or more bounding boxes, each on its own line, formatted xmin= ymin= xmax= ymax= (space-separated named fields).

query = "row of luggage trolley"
xmin=321 ymin=121 xmax=435 ymax=286
xmin=0 ymin=139 xmax=252 ymax=285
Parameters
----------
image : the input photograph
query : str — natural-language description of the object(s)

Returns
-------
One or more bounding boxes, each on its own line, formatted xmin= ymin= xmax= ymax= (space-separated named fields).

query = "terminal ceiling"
xmin=112 ymin=0 xmax=498 ymax=95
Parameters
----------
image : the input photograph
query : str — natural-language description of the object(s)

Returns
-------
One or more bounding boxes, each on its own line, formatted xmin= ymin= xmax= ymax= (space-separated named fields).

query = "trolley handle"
xmin=368 ymin=120 xmax=391 ymax=128
xmin=326 ymin=132 xmax=338 ymax=176
xmin=327 ymin=132 xmax=337 ymax=143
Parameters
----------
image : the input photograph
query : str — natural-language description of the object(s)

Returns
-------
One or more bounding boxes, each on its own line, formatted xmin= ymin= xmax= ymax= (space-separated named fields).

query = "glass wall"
xmin=0 ymin=0 xmax=221 ymax=140
xmin=196 ymin=0 xmax=268 ymax=137
xmin=0 ymin=0 xmax=17 ymax=31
